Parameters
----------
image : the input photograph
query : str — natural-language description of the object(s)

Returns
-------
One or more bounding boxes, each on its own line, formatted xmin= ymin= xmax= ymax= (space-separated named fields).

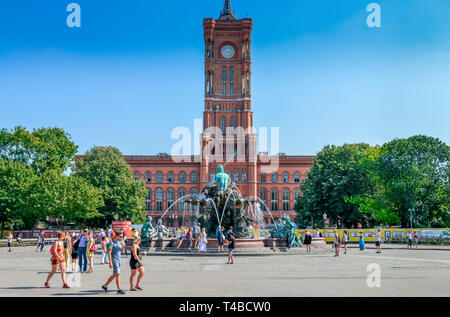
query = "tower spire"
xmin=219 ymin=0 xmax=237 ymax=20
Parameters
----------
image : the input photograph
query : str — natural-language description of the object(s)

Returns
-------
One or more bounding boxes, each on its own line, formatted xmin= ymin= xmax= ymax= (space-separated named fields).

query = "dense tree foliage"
xmin=75 ymin=146 xmax=147 ymax=227
xmin=0 ymin=127 xmax=103 ymax=232
xmin=296 ymin=135 xmax=450 ymax=228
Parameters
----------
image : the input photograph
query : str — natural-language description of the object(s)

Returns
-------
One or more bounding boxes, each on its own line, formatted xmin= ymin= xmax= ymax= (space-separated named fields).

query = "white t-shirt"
xmin=375 ymin=232 xmax=381 ymax=242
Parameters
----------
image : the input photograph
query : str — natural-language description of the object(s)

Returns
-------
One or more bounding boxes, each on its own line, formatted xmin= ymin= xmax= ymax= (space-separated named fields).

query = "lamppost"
xmin=114 ymin=212 xmax=119 ymax=221
xmin=408 ymin=208 xmax=414 ymax=231
xmin=323 ymin=212 xmax=327 ymax=229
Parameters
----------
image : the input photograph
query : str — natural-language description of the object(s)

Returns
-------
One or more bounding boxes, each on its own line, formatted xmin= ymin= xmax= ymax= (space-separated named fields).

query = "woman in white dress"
xmin=197 ymin=228 xmax=208 ymax=254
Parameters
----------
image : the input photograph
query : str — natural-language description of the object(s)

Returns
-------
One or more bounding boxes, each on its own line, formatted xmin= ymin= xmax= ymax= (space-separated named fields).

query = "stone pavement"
xmin=0 ymin=246 xmax=449 ymax=297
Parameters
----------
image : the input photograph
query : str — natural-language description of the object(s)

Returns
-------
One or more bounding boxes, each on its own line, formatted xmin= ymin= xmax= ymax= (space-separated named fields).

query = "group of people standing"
xmin=43 ymin=228 xmax=145 ymax=294
xmin=173 ymin=225 xmax=236 ymax=262
xmin=301 ymin=228 xmax=382 ymax=256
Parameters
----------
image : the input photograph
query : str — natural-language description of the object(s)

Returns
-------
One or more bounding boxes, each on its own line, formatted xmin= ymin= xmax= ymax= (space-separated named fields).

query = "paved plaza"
xmin=0 ymin=246 xmax=449 ymax=297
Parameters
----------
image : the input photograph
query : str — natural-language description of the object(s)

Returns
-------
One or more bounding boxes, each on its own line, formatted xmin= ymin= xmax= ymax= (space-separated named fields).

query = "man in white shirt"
xmin=375 ymin=229 xmax=382 ymax=253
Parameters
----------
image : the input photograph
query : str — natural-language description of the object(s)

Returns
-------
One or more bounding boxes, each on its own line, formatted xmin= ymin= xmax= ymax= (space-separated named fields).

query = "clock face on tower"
xmin=221 ymin=45 xmax=235 ymax=59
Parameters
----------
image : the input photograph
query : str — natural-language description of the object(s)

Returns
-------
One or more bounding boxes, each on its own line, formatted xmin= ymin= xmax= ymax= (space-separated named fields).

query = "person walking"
xmin=63 ymin=231 xmax=72 ymax=271
xmin=7 ymin=232 xmax=13 ymax=252
xmin=407 ymin=231 xmax=413 ymax=248
xmin=342 ymin=231 xmax=348 ymax=254
xmin=44 ymin=232 xmax=70 ymax=289
xmin=17 ymin=233 xmax=25 ymax=247
xmin=197 ymin=228 xmax=208 ymax=254
xmin=186 ymin=228 xmax=193 ymax=252
xmin=77 ymin=229 xmax=88 ymax=273
xmin=375 ymin=229 xmax=382 ymax=253
xmin=315 ymin=229 xmax=322 ymax=238
xmin=216 ymin=226 xmax=225 ymax=253
xmin=414 ymin=233 xmax=419 ymax=248
xmin=194 ymin=223 xmax=201 ymax=248
xmin=86 ymin=232 xmax=96 ymax=273
xmin=176 ymin=226 xmax=186 ymax=248
xmin=358 ymin=232 xmax=365 ymax=251
xmin=36 ymin=233 xmax=45 ymax=252
xmin=101 ymin=236 xmax=109 ymax=264
xmin=102 ymin=231 xmax=126 ymax=295
xmin=71 ymin=234 xmax=79 ymax=272
xmin=129 ymin=236 xmax=145 ymax=291
xmin=303 ymin=230 xmax=312 ymax=253
xmin=333 ymin=229 xmax=340 ymax=257
xmin=226 ymin=231 xmax=236 ymax=264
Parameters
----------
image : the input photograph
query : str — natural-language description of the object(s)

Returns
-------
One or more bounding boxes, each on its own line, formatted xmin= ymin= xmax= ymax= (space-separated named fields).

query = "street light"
xmin=323 ymin=212 xmax=327 ymax=229
xmin=408 ymin=208 xmax=414 ymax=230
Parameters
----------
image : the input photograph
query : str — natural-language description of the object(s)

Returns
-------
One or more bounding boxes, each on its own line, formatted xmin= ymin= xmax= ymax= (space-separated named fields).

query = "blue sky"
xmin=1 ymin=0 xmax=449 ymax=155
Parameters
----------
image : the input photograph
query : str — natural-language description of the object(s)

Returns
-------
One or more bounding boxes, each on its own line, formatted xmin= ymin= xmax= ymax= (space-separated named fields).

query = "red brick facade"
xmin=78 ymin=2 xmax=315 ymax=227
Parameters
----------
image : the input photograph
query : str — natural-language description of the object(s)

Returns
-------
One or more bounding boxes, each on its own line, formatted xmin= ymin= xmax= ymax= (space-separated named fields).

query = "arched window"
xmin=145 ymin=172 xmax=151 ymax=183
xmin=294 ymin=188 xmax=300 ymax=202
xmin=156 ymin=189 xmax=163 ymax=211
xmin=190 ymin=188 xmax=197 ymax=212
xmin=221 ymin=117 xmax=226 ymax=136
xmin=271 ymin=189 xmax=279 ymax=211
xmin=179 ymin=172 xmax=185 ymax=183
xmin=167 ymin=188 xmax=175 ymax=211
xmin=242 ymin=171 xmax=247 ymax=183
xmin=282 ymin=189 xmax=290 ymax=211
xmin=191 ymin=172 xmax=197 ymax=183
xmin=230 ymin=117 xmax=235 ymax=135
xmin=168 ymin=172 xmax=174 ymax=183
xmin=272 ymin=173 xmax=277 ymax=183
xmin=145 ymin=189 xmax=151 ymax=211
xmin=259 ymin=188 xmax=267 ymax=211
xmin=234 ymin=171 xmax=239 ymax=183
xmin=222 ymin=67 xmax=227 ymax=96
xmin=134 ymin=172 xmax=140 ymax=181
xmin=294 ymin=173 xmax=300 ymax=183
xmin=157 ymin=172 xmax=163 ymax=183
xmin=260 ymin=173 xmax=266 ymax=183
xmin=178 ymin=188 xmax=186 ymax=211
xmin=283 ymin=172 xmax=289 ymax=183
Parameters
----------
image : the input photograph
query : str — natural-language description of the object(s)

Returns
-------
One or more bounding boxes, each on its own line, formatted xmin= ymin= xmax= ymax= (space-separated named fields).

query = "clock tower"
xmin=200 ymin=0 xmax=257 ymax=199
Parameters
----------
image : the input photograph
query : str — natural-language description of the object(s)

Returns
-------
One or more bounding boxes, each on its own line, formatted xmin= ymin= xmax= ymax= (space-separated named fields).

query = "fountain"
xmin=140 ymin=155 xmax=302 ymax=252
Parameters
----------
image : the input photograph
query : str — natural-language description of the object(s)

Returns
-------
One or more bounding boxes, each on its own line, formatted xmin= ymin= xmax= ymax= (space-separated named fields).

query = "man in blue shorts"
xmin=102 ymin=230 xmax=126 ymax=295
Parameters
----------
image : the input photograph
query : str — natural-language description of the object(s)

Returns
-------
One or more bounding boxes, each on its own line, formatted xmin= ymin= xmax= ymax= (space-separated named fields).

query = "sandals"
xmin=136 ymin=286 xmax=143 ymax=291
xmin=45 ymin=282 xmax=50 ymax=288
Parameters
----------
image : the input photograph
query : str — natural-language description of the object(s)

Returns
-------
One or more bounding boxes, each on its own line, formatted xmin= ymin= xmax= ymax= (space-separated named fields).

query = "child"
xmin=226 ymin=232 xmax=236 ymax=264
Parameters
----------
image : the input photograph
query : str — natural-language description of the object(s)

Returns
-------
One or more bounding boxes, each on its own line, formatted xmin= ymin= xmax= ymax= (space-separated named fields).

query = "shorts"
xmin=51 ymin=258 xmax=65 ymax=265
xmin=7 ymin=242 xmax=11 ymax=247
xmin=112 ymin=259 xmax=121 ymax=274
xmin=218 ymin=239 xmax=224 ymax=246
xmin=228 ymin=248 xmax=234 ymax=254
xmin=334 ymin=243 xmax=339 ymax=249
xmin=71 ymin=252 xmax=78 ymax=260
xmin=130 ymin=260 xmax=142 ymax=270
xmin=375 ymin=241 xmax=381 ymax=247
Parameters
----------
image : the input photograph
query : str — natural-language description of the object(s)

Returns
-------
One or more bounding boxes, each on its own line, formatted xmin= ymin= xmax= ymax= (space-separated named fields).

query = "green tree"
xmin=295 ymin=143 xmax=376 ymax=228
xmin=0 ymin=159 xmax=38 ymax=233
xmin=76 ymin=146 xmax=147 ymax=227
xmin=0 ymin=126 xmax=78 ymax=174
xmin=377 ymin=135 xmax=450 ymax=227
xmin=32 ymin=171 xmax=103 ymax=229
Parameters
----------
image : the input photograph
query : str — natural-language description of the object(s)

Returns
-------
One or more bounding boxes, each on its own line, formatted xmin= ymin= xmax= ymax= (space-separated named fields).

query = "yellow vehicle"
xmin=248 ymin=227 xmax=450 ymax=243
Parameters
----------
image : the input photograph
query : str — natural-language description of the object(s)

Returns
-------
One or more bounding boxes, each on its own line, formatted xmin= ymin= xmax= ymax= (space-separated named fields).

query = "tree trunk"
xmin=1 ymin=221 xmax=4 ymax=239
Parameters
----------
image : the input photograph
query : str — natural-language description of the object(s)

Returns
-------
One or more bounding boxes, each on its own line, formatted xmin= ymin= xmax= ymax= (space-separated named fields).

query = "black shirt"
xmin=228 ymin=238 xmax=235 ymax=249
